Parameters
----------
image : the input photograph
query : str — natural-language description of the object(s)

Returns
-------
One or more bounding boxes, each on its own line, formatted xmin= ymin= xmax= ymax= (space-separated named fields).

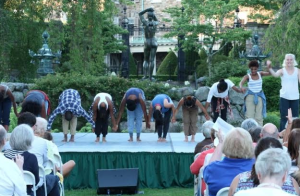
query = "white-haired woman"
xmin=235 ymin=148 xmax=294 ymax=196
xmin=203 ymin=128 xmax=254 ymax=196
xmin=0 ymin=125 xmax=26 ymax=195
xmin=267 ymin=54 xmax=300 ymax=131
xmin=3 ymin=124 xmax=40 ymax=196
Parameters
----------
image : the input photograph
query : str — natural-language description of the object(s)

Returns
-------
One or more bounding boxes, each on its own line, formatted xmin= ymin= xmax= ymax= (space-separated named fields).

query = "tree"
xmin=164 ymin=0 xmax=281 ymax=78
xmin=263 ymin=0 xmax=300 ymax=64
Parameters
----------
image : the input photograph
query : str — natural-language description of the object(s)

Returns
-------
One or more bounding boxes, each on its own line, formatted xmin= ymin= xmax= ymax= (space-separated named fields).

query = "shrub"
xmin=157 ymin=51 xmax=177 ymax=75
xmin=262 ymin=76 xmax=281 ymax=112
xmin=264 ymin=112 xmax=280 ymax=128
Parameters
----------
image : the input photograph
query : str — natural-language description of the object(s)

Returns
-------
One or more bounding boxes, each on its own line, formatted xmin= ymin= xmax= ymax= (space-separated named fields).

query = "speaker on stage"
xmin=97 ymin=168 xmax=139 ymax=195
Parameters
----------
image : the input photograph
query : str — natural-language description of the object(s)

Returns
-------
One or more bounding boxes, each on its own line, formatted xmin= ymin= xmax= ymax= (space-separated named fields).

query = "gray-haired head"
xmin=255 ymin=148 xmax=291 ymax=182
xmin=202 ymin=121 xmax=214 ymax=139
xmin=0 ymin=125 xmax=6 ymax=149
xmin=241 ymin=118 xmax=258 ymax=131
xmin=261 ymin=123 xmax=279 ymax=139
xmin=35 ymin=117 xmax=48 ymax=136
xmin=10 ymin=124 xmax=34 ymax=151
xmin=249 ymin=126 xmax=262 ymax=143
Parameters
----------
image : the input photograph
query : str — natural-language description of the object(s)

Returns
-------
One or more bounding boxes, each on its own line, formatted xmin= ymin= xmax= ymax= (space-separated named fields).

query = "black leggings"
xmin=211 ymin=96 xmax=228 ymax=122
xmin=95 ymin=109 xmax=109 ymax=137
xmin=157 ymin=109 xmax=172 ymax=139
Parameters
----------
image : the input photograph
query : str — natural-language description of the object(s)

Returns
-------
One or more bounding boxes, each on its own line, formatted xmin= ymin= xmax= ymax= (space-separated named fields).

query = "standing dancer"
xmin=92 ymin=93 xmax=118 ymax=142
xmin=149 ymin=94 xmax=175 ymax=142
xmin=267 ymin=54 xmax=300 ymax=131
xmin=205 ymin=79 xmax=242 ymax=122
xmin=240 ymin=60 xmax=269 ymax=126
xmin=172 ymin=95 xmax=210 ymax=142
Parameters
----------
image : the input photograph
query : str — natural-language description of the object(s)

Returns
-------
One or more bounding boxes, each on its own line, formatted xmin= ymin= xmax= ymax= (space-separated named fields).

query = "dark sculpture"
xmin=139 ymin=8 xmax=159 ymax=81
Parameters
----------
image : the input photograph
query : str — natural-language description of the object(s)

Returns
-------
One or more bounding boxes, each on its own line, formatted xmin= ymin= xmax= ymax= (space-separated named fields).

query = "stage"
xmin=54 ymin=133 xmax=205 ymax=190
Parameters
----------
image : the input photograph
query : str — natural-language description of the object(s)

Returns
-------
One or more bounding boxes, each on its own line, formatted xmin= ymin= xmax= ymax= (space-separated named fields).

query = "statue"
xmin=139 ymin=8 xmax=159 ymax=81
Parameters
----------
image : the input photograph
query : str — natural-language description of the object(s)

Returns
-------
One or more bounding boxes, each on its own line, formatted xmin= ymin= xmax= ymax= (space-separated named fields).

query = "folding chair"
xmin=46 ymin=158 xmax=56 ymax=174
xmin=53 ymin=153 xmax=65 ymax=196
xmin=39 ymin=165 xmax=47 ymax=196
xmin=216 ymin=187 xmax=230 ymax=196
xmin=23 ymin=171 xmax=36 ymax=196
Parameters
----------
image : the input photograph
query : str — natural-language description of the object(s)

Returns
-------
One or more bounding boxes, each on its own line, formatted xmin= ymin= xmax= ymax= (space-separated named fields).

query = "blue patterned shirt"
xmin=47 ymin=89 xmax=95 ymax=130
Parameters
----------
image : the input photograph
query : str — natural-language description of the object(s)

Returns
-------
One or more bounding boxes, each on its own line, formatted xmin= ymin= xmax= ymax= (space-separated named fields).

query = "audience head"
xmin=202 ymin=121 xmax=214 ymax=139
xmin=35 ymin=117 xmax=48 ymax=136
xmin=17 ymin=112 xmax=37 ymax=128
xmin=43 ymin=131 xmax=53 ymax=141
xmin=255 ymin=148 xmax=291 ymax=184
xmin=21 ymin=101 xmax=41 ymax=116
xmin=126 ymin=99 xmax=136 ymax=111
xmin=217 ymin=79 xmax=228 ymax=93
xmin=283 ymin=53 xmax=298 ymax=67
xmin=64 ymin=111 xmax=73 ymax=121
xmin=222 ymin=127 xmax=254 ymax=159
xmin=261 ymin=123 xmax=279 ymax=139
xmin=249 ymin=126 xmax=262 ymax=143
xmin=291 ymin=118 xmax=300 ymax=130
xmin=250 ymin=137 xmax=283 ymax=185
xmin=0 ymin=125 xmax=6 ymax=150
xmin=288 ymin=128 xmax=300 ymax=162
xmin=241 ymin=118 xmax=258 ymax=131
xmin=10 ymin=124 xmax=34 ymax=151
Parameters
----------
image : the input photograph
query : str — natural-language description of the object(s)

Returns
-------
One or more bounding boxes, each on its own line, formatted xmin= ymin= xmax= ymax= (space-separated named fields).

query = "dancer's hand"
xmin=112 ymin=125 xmax=118 ymax=132
xmin=171 ymin=117 xmax=176 ymax=123
xmin=266 ymin=60 xmax=272 ymax=69
xmin=287 ymin=108 xmax=293 ymax=124
xmin=146 ymin=121 xmax=151 ymax=129
xmin=204 ymin=114 xmax=210 ymax=120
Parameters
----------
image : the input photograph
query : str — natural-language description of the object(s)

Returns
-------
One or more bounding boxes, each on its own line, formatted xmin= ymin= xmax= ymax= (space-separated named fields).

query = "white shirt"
xmin=206 ymin=79 xmax=235 ymax=102
xmin=0 ymin=153 xmax=27 ymax=196
xmin=94 ymin=93 xmax=112 ymax=110
xmin=29 ymin=136 xmax=48 ymax=167
xmin=280 ymin=67 xmax=299 ymax=100
xmin=235 ymin=187 xmax=294 ymax=196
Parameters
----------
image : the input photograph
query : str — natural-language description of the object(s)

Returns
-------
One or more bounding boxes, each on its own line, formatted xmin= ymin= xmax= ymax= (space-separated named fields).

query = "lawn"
xmin=65 ymin=187 xmax=193 ymax=196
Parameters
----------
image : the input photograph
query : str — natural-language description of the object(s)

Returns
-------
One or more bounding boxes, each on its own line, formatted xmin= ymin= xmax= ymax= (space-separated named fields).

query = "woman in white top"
xmin=205 ymin=78 xmax=241 ymax=122
xmin=240 ymin=60 xmax=270 ymax=126
xmin=235 ymin=148 xmax=294 ymax=196
xmin=267 ymin=54 xmax=300 ymax=131
xmin=92 ymin=93 xmax=118 ymax=142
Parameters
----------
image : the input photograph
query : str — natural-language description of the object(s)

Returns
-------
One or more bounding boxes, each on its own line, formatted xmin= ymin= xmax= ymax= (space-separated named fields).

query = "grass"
xmin=65 ymin=187 xmax=193 ymax=196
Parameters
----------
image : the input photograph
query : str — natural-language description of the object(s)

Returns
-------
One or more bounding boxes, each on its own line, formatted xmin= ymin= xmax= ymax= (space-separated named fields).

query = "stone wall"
xmin=1 ymin=83 xmax=34 ymax=104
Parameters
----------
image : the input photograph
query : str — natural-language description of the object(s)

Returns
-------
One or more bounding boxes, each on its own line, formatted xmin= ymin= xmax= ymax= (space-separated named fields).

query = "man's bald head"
xmin=261 ymin=123 xmax=279 ymax=139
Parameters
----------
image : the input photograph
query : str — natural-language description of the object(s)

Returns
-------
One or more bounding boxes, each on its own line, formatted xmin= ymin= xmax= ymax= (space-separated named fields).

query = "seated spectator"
xmin=241 ymin=118 xmax=258 ymax=132
xmin=260 ymin=123 xmax=279 ymax=139
xmin=4 ymin=124 xmax=40 ymax=196
xmin=0 ymin=125 xmax=27 ymax=195
xmin=229 ymin=137 xmax=299 ymax=196
xmin=41 ymin=120 xmax=76 ymax=179
xmin=288 ymin=128 xmax=300 ymax=174
xmin=194 ymin=121 xmax=214 ymax=155
xmin=249 ymin=126 xmax=262 ymax=143
xmin=203 ymin=128 xmax=254 ymax=196
xmin=235 ymin=148 xmax=294 ymax=196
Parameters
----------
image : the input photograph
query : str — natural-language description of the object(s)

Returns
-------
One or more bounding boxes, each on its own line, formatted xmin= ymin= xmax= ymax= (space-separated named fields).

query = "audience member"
xmin=288 ymin=128 xmax=300 ymax=174
xmin=0 ymin=125 xmax=27 ymax=195
xmin=194 ymin=121 xmax=214 ymax=154
xmin=249 ymin=126 xmax=262 ymax=143
xmin=203 ymin=128 xmax=254 ymax=196
xmin=235 ymin=148 xmax=294 ymax=196
xmin=229 ymin=137 xmax=299 ymax=196
xmin=260 ymin=123 xmax=279 ymax=139
xmin=241 ymin=118 xmax=258 ymax=131
xmin=4 ymin=124 xmax=40 ymax=195
xmin=43 ymin=129 xmax=76 ymax=178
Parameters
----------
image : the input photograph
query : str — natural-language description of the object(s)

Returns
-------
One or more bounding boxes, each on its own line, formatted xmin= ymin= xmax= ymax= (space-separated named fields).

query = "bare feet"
xmin=161 ymin=138 xmax=167 ymax=142
xmin=95 ymin=137 xmax=100 ymax=142
xmin=102 ymin=137 xmax=107 ymax=143
xmin=62 ymin=134 xmax=67 ymax=142
xmin=128 ymin=138 xmax=133 ymax=142
xmin=157 ymin=138 xmax=162 ymax=142
xmin=62 ymin=139 xmax=67 ymax=142
xmin=69 ymin=135 xmax=75 ymax=142
xmin=190 ymin=139 xmax=195 ymax=142
xmin=136 ymin=138 xmax=142 ymax=142
xmin=184 ymin=138 xmax=188 ymax=142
